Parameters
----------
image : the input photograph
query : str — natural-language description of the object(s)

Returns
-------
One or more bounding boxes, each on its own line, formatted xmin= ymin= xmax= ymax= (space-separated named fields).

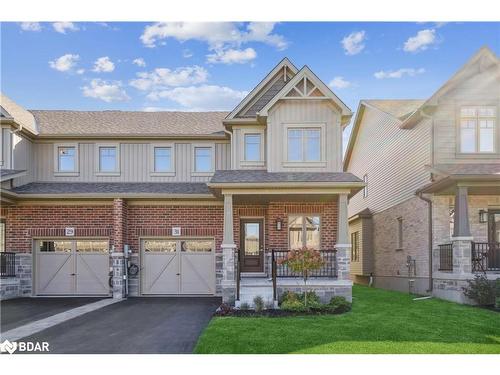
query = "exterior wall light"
xmin=479 ymin=209 xmax=488 ymax=223
xmin=276 ymin=218 xmax=283 ymax=231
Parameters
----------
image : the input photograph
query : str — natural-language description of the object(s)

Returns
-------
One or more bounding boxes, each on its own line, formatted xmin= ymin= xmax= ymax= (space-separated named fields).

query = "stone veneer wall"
xmin=371 ymin=196 xmax=430 ymax=295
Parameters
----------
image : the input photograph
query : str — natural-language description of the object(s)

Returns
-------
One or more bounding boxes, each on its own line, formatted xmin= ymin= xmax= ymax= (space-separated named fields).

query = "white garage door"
xmin=36 ymin=240 xmax=110 ymax=296
xmin=141 ymin=239 xmax=215 ymax=295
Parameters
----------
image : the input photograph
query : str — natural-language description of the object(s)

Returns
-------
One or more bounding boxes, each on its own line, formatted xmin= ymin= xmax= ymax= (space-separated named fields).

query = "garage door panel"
xmin=37 ymin=253 xmax=74 ymax=295
xmin=180 ymin=254 xmax=214 ymax=294
xmin=142 ymin=253 xmax=179 ymax=294
xmin=76 ymin=254 xmax=109 ymax=295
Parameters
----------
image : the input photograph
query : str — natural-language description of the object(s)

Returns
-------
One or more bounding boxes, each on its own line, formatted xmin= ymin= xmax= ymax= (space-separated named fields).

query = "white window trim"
xmin=149 ymin=143 xmax=176 ymax=176
xmin=240 ymin=129 xmax=265 ymax=167
xmin=282 ymin=123 xmax=327 ymax=168
xmin=457 ymin=105 xmax=497 ymax=156
xmin=53 ymin=143 xmax=79 ymax=176
xmin=191 ymin=143 xmax=215 ymax=176
xmin=95 ymin=143 xmax=121 ymax=176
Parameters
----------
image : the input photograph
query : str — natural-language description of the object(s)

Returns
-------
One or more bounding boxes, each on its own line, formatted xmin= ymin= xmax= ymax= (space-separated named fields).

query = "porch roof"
xmin=428 ymin=163 xmax=500 ymax=177
xmin=210 ymin=170 xmax=363 ymax=184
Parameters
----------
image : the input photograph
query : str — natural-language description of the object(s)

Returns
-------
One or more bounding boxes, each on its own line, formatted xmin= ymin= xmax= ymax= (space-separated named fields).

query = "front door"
xmin=240 ymin=219 xmax=264 ymax=273
xmin=488 ymin=211 xmax=500 ymax=243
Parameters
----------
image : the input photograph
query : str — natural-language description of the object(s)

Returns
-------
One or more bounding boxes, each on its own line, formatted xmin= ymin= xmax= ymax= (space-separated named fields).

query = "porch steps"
xmin=235 ymin=277 xmax=277 ymax=308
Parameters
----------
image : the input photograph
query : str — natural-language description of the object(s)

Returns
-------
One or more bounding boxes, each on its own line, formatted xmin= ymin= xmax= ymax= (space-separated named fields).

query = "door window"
xmin=39 ymin=241 xmax=72 ymax=252
xmin=143 ymin=240 xmax=177 ymax=252
xmin=181 ymin=240 xmax=213 ymax=253
xmin=244 ymin=223 xmax=260 ymax=255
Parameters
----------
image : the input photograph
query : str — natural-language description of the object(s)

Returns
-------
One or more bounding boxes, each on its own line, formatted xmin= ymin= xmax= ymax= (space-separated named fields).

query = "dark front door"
xmin=240 ymin=219 xmax=264 ymax=273
xmin=488 ymin=211 xmax=500 ymax=243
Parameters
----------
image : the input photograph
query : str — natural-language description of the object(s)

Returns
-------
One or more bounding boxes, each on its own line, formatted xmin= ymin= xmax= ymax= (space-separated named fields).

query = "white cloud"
xmin=341 ymin=31 xmax=366 ymax=55
xmin=182 ymin=49 xmax=193 ymax=58
xmin=82 ymin=79 xmax=129 ymax=102
xmin=140 ymin=22 xmax=287 ymax=55
xmin=146 ymin=85 xmax=248 ymax=111
xmin=403 ymin=29 xmax=437 ymax=53
xmin=207 ymin=48 xmax=257 ymax=64
xmin=329 ymin=76 xmax=352 ymax=89
xmin=76 ymin=69 xmax=85 ymax=75
xmin=374 ymin=68 xmax=426 ymax=79
xmin=52 ymin=22 xmax=79 ymax=34
xmin=92 ymin=56 xmax=115 ymax=73
xmin=130 ymin=65 xmax=208 ymax=91
xmin=49 ymin=54 xmax=80 ymax=72
xmin=132 ymin=58 xmax=146 ymax=67
xmin=20 ymin=22 xmax=42 ymax=32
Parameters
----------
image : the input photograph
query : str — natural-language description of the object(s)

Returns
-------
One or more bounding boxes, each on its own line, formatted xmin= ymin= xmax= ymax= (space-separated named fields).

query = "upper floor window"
xmin=194 ymin=147 xmax=212 ymax=173
xmin=99 ymin=146 xmax=117 ymax=172
xmin=58 ymin=146 xmax=76 ymax=172
xmin=288 ymin=215 xmax=320 ymax=250
xmin=363 ymin=174 xmax=368 ymax=198
xmin=154 ymin=147 xmax=172 ymax=172
xmin=244 ymin=134 xmax=261 ymax=161
xmin=460 ymin=107 xmax=496 ymax=153
xmin=287 ymin=128 xmax=321 ymax=162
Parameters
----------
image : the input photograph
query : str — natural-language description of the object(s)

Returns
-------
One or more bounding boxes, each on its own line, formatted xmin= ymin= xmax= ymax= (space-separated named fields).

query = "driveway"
xmin=1 ymin=297 xmax=104 ymax=332
xmin=17 ymin=297 xmax=221 ymax=354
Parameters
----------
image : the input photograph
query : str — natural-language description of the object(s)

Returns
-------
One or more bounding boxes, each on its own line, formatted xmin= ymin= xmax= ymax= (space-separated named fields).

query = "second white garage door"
xmin=141 ymin=238 xmax=215 ymax=295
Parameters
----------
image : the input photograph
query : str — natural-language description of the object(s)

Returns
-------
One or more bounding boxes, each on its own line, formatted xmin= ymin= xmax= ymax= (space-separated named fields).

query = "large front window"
xmin=287 ymin=128 xmax=321 ymax=162
xmin=460 ymin=107 xmax=496 ymax=153
xmin=288 ymin=215 xmax=320 ymax=249
xmin=99 ymin=147 xmax=117 ymax=172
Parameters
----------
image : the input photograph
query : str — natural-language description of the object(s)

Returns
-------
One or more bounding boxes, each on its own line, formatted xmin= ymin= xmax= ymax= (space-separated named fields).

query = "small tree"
xmin=279 ymin=246 xmax=324 ymax=306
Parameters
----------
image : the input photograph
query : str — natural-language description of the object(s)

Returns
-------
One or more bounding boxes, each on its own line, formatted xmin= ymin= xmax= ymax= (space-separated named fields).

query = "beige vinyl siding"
xmin=347 ymin=106 xmax=432 ymax=216
xmin=267 ymin=100 xmax=342 ymax=172
xmin=231 ymin=126 xmax=267 ymax=170
xmin=33 ymin=141 xmax=230 ymax=182
xmin=433 ymin=69 xmax=500 ymax=164
xmin=12 ymin=132 xmax=34 ymax=187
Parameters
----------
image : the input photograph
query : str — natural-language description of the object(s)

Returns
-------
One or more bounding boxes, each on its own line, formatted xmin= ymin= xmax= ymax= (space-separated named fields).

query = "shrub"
xmin=463 ymin=274 xmax=495 ymax=306
xmin=300 ymin=291 xmax=321 ymax=305
xmin=253 ymin=296 xmax=265 ymax=313
xmin=280 ymin=291 xmax=300 ymax=304
xmin=328 ymin=296 xmax=352 ymax=313
xmin=281 ymin=299 xmax=309 ymax=312
xmin=239 ymin=302 xmax=250 ymax=310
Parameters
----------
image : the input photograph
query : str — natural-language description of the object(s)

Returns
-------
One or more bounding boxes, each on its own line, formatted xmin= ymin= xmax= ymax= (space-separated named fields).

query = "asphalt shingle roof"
xmin=1 ymin=169 xmax=26 ymax=178
xmin=210 ymin=170 xmax=363 ymax=184
xmin=433 ymin=163 xmax=500 ymax=176
xmin=11 ymin=182 xmax=212 ymax=195
xmin=30 ymin=110 xmax=229 ymax=136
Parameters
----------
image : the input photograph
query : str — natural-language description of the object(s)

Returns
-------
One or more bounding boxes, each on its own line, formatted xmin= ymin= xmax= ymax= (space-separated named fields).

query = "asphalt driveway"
xmin=18 ymin=297 xmax=221 ymax=354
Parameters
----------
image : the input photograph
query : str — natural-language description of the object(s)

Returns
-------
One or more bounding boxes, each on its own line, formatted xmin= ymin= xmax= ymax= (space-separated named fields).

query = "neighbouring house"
xmin=0 ymin=58 xmax=363 ymax=306
xmin=344 ymin=46 xmax=500 ymax=303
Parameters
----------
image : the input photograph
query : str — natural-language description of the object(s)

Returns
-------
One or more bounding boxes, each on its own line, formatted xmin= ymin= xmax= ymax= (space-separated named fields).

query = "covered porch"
xmin=208 ymin=170 xmax=364 ymax=306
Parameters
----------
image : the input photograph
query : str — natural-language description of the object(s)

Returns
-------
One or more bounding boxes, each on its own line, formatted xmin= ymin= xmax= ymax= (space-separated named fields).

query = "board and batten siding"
xmin=231 ymin=126 xmax=267 ymax=170
xmin=32 ymin=141 xmax=230 ymax=182
xmin=433 ymin=68 xmax=500 ymax=164
xmin=347 ymin=106 xmax=432 ymax=217
xmin=11 ymin=132 xmax=34 ymax=187
xmin=267 ymin=100 xmax=343 ymax=172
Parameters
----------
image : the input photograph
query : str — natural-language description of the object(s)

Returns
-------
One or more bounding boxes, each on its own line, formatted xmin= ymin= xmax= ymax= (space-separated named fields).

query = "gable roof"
xmin=0 ymin=93 xmax=38 ymax=135
xmin=343 ymin=99 xmax=424 ymax=171
xmin=30 ymin=110 xmax=228 ymax=137
xmin=258 ymin=65 xmax=352 ymax=123
xmin=225 ymin=58 xmax=299 ymax=120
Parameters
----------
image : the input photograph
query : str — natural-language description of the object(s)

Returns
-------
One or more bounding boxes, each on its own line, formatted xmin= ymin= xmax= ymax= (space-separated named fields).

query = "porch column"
xmin=335 ymin=193 xmax=351 ymax=280
xmin=221 ymin=193 xmax=237 ymax=304
xmin=451 ymin=186 xmax=473 ymax=275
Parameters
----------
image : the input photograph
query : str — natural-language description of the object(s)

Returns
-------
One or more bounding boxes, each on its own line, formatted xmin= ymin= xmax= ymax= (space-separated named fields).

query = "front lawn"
xmin=194 ymin=285 xmax=500 ymax=354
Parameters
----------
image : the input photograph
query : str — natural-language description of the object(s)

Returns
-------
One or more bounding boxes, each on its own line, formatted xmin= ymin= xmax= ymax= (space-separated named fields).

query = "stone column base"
xmin=111 ymin=252 xmax=126 ymax=298
xmin=221 ymin=244 xmax=237 ymax=305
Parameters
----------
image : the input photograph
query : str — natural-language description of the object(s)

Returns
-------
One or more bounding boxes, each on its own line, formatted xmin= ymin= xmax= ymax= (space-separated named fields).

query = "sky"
xmin=1 ymin=21 xmax=499 ymax=145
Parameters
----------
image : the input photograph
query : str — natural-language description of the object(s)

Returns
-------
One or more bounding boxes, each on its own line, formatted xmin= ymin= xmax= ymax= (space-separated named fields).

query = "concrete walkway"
xmin=1 ymin=298 xmax=121 ymax=342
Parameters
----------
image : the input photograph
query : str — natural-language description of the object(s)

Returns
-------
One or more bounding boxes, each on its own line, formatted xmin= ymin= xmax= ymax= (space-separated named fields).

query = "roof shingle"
xmin=210 ymin=170 xmax=363 ymax=184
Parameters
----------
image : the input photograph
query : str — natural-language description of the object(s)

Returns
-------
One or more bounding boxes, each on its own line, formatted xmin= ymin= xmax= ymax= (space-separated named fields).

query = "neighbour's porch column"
xmin=451 ymin=186 xmax=473 ymax=275
xmin=221 ymin=193 xmax=237 ymax=304
xmin=335 ymin=193 xmax=351 ymax=280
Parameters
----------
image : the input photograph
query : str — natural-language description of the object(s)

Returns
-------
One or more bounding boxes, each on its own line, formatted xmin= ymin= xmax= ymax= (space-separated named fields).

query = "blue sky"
xmin=1 ymin=22 xmax=499 ymax=122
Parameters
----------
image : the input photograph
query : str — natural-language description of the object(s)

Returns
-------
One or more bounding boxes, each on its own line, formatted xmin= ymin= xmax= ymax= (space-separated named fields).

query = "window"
xmin=39 ymin=241 xmax=72 ymax=253
xmin=58 ymin=146 xmax=76 ymax=172
xmin=287 ymin=128 xmax=321 ymax=162
xmin=154 ymin=147 xmax=172 ymax=172
xmin=0 ymin=220 xmax=5 ymax=252
xmin=194 ymin=147 xmax=212 ymax=172
xmin=288 ymin=215 xmax=320 ymax=250
xmin=363 ymin=174 xmax=368 ymax=198
xmin=397 ymin=217 xmax=403 ymax=250
xmin=460 ymin=107 xmax=496 ymax=153
xmin=99 ymin=147 xmax=117 ymax=172
xmin=76 ymin=241 xmax=109 ymax=253
xmin=351 ymin=231 xmax=359 ymax=261
xmin=181 ymin=240 xmax=213 ymax=253
xmin=244 ymin=134 xmax=261 ymax=161
xmin=143 ymin=240 xmax=177 ymax=253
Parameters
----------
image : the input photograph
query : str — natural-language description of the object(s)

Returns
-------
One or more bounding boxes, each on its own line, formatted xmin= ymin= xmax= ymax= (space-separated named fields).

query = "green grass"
xmin=194 ymin=285 xmax=500 ymax=354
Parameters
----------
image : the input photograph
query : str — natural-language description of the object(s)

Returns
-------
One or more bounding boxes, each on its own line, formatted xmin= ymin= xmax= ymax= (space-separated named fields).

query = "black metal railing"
xmin=0 ymin=252 xmax=16 ymax=278
xmin=438 ymin=243 xmax=453 ymax=271
xmin=271 ymin=249 xmax=338 ymax=278
xmin=472 ymin=242 xmax=500 ymax=273
xmin=235 ymin=248 xmax=241 ymax=301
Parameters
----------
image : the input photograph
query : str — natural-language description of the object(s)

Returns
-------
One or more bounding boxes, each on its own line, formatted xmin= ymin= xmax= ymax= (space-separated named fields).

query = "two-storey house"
xmin=344 ymin=47 xmax=500 ymax=303
xmin=0 ymin=58 xmax=363 ymax=306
